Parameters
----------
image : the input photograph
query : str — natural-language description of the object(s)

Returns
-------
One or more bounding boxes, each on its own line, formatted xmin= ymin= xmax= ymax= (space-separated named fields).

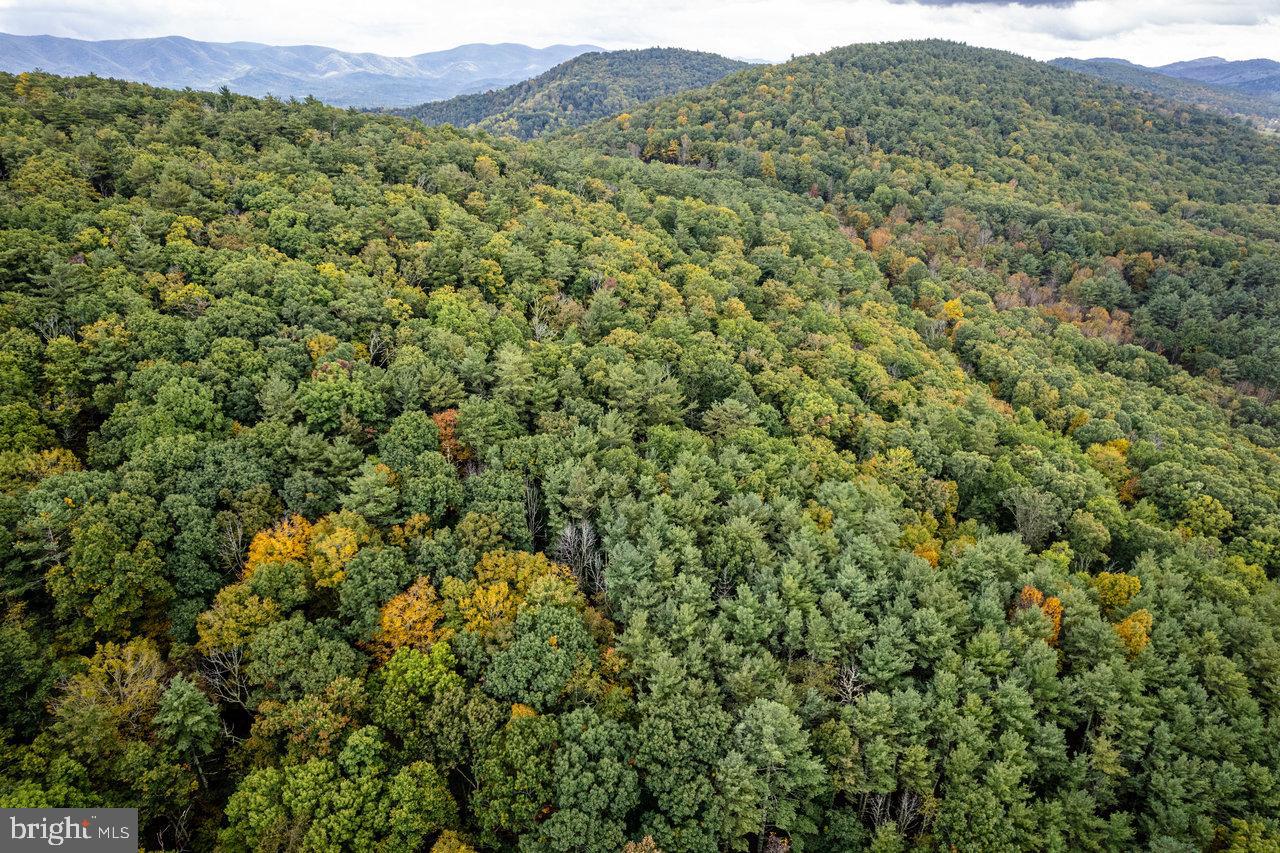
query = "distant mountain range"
xmin=1157 ymin=56 xmax=1280 ymax=96
xmin=392 ymin=48 xmax=748 ymax=139
xmin=0 ymin=33 xmax=602 ymax=107
xmin=1052 ymin=56 xmax=1280 ymax=131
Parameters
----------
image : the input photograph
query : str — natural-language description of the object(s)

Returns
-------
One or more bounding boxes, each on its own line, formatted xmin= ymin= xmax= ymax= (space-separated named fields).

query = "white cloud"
xmin=0 ymin=0 xmax=1277 ymax=65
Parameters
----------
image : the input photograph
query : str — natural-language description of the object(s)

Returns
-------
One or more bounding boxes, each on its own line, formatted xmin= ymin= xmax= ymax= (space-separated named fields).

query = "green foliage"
xmin=396 ymin=48 xmax=746 ymax=139
xmin=2 ymin=56 xmax=1280 ymax=851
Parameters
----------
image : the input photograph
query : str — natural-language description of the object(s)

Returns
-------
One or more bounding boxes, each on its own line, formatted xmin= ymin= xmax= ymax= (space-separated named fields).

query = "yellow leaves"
xmin=901 ymin=520 xmax=941 ymax=568
xmin=56 ymin=637 xmax=165 ymax=734
xmin=1179 ymin=494 xmax=1233 ymax=540
xmin=306 ymin=333 xmax=339 ymax=362
xmin=196 ymin=583 xmax=280 ymax=654
xmin=245 ymin=510 xmax=377 ymax=588
xmin=431 ymin=830 xmax=479 ymax=853
xmin=165 ymin=215 xmax=203 ymax=246
xmin=368 ymin=576 xmax=452 ymax=662
xmin=473 ymin=154 xmax=500 ymax=183
xmin=1093 ymin=572 xmax=1140 ymax=612
xmin=804 ymin=501 xmax=834 ymax=532
xmin=510 ymin=703 xmax=537 ymax=719
xmin=615 ymin=112 xmax=632 ymax=130
xmin=456 ymin=580 xmax=517 ymax=637
xmin=309 ymin=510 xmax=376 ymax=588
xmin=389 ymin=513 xmax=434 ymax=547
xmin=760 ymin=151 xmax=777 ymax=180
xmin=383 ymin=296 xmax=413 ymax=322
xmin=443 ymin=550 xmax=577 ymax=641
xmin=1114 ymin=608 xmax=1153 ymax=657
xmin=1086 ymin=439 xmax=1132 ymax=493
xmin=245 ymin=514 xmax=312 ymax=577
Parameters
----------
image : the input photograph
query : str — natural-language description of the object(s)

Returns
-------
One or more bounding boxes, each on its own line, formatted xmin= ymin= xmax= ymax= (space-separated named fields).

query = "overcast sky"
xmin=1 ymin=0 xmax=1277 ymax=65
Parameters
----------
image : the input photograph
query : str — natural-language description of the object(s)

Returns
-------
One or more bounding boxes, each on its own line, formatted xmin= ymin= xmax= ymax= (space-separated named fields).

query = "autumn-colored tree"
xmin=433 ymin=408 xmax=472 ymax=464
xmin=243 ymin=514 xmax=312 ymax=576
xmin=308 ymin=509 xmax=378 ymax=588
xmin=1114 ymin=608 xmax=1153 ymax=657
xmin=368 ymin=576 xmax=452 ymax=661
xmin=1093 ymin=572 xmax=1140 ymax=613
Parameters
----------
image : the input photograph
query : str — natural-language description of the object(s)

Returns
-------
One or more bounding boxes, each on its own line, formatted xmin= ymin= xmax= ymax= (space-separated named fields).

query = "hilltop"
xmin=576 ymin=40 xmax=1280 ymax=393
xmin=393 ymin=47 xmax=747 ymax=138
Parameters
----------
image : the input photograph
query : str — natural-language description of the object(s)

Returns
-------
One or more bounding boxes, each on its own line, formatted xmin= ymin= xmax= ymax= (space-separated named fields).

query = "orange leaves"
xmin=868 ymin=227 xmax=893 ymax=253
xmin=1114 ymin=608 xmax=1153 ymax=657
xmin=242 ymin=510 xmax=379 ymax=591
xmin=244 ymin=514 xmax=312 ymax=577
xmin=433 ymin=408 xmax=471 ymax=464
xmin=368 ymin=576 xmax=452 ymax=662
xmin=1015 ymin=584 xmax=1063 ymax=646
xmin=1042 ymin=597 xmax=1063 ymax=647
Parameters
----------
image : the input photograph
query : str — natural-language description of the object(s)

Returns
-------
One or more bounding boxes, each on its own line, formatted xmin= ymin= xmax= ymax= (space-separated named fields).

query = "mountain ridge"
xmin=1052 ymin=55 xmax=1280 ymax=129
xmin=391 ymin=47 xmax=748 ymax=138
xmin=0 ymin=32 xmax=603 ymax=106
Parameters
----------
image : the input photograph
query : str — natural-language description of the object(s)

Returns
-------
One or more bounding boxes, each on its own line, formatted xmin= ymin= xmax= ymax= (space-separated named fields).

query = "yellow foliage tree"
xmin=1093 ymin=572 xmax=1140 ymax=613
xmin=432 ymin=831 xmax=479 ymax=853
xmin=443 ymin=550 xmax=576 ymax=640
xmin=1015 ymin=585 xmax=1062 ymax=646
xmin=368 ymin=576 xmax=452 ymax=662
xmin=244 ymin=514 xmax=312 ymax=576
xmin=1114 ymin=608 xmax=1153 ymax=657
xmin=308 ymin=510 xmax=377 ymax=588
xmin=760 ymin=151 xmax=777 ymax=180
xmin=196 ymin=583 xmax=281 ymax=653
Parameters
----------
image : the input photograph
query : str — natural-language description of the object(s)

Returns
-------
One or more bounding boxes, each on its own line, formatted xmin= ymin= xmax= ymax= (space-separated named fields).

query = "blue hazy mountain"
xmin=0 ymin=33 xmax=602 ymax=106
xmin=1156 ymin=56 xmax=1280 ymax=97
xmin=1052 ymin=56 xmax=1280 ymax=131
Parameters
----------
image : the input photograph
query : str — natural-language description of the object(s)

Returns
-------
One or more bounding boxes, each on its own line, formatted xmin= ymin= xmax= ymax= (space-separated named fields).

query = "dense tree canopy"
xmin=1 ymin=40 xmax=1280 ymax=852
xmin=394 ymin=48 xmax=747 ymax=139
xmin=576 ymin=40 xmax=1280 ymax=396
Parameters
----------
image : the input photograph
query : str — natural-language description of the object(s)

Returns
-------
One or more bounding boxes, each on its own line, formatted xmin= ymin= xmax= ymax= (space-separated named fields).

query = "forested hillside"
xmin=1 ymin=47 xmax=1280 ymax=853
xmin=394 ymin=48 xmax=746 ymax=138
xmin=1052 ymin=57 xmax=1280 ymax=132
xmin=578 ymin=40 xmax=1280 ymax=395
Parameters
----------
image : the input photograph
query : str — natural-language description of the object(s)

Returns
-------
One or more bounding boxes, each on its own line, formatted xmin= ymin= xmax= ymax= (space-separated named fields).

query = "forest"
xmin=392 ymin=49 xmax=746 ymax=139
xmin=0 ymin=38 xmax=1279 ymax=853
xmin=1051 ymin=58 xmax=1280 ymax=133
